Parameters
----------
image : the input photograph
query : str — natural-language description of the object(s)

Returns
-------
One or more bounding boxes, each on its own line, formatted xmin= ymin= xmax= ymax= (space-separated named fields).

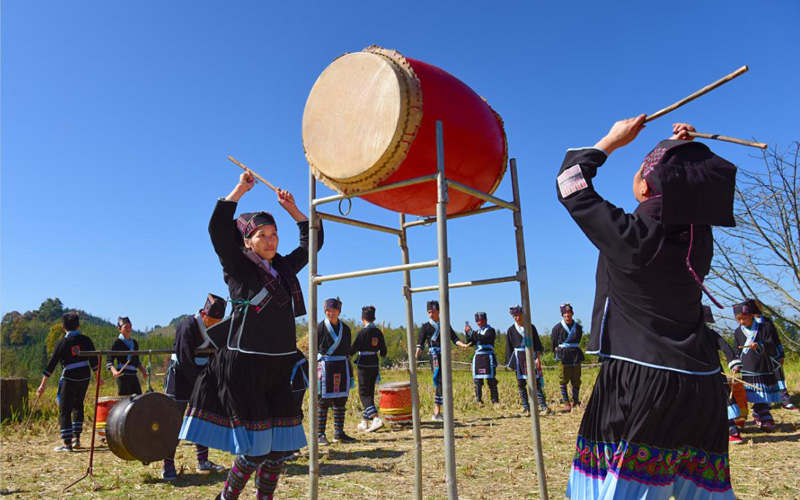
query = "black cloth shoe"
xmin=333 ymin=432 xmax=356 ymax=443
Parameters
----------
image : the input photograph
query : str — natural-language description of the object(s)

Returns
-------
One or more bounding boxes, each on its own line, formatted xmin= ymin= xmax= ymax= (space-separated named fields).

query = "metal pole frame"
xmin=308 ymin=169 xmax=321 ymax=500
xmin=400 ymin=213 xmax=423 ymax=500
xmin=305 ymin=121 xmax=549 ymax=500
xmin=435 ymin=121 xmax=459 ymax=499
xmin=64 ymin=354 xmax=103 ymax=492
xmin=510 ymin=158 xmax=549 ymax=499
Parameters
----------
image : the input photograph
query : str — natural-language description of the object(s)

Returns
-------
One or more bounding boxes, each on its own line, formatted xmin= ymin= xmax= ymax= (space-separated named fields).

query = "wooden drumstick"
xmin=645 ymin=66 xmax=749 ymax=123
xmin=110 ymin=359 xmax=131 ymax=380
xmin=23 ymin=392 xmax=42 ymax=432
xmin=227 ymin=156 xmax=279 ymax=193
xmin=725 ymin=373 xmax=761 ymax=391
xmin=688 ymin=131 xmax=767 ymax=149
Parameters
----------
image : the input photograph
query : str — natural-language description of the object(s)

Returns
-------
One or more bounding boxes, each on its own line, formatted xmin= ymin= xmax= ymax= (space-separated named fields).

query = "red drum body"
xmin=96 ymin=395 xmax=125 ymax=440
xmin=378 ymin=381 xmax=415 ymax=424
xmin=729 ymin=380 xmax=749 ymax=426
xmin=303 ymin=46 xmax=507 ymax=216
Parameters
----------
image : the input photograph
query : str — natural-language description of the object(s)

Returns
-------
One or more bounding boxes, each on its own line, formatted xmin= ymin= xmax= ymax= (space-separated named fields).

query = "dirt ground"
xmin=1 ymin=368 xmax=798 ymax=499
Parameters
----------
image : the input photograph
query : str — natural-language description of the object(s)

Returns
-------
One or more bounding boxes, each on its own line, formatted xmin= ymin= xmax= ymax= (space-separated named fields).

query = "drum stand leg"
xmin=435 ymin=121 xmax=459 ymax=500
xmin=510 ymin=159 xmax=550 ymax=500
xmin=64 ymin=354 xmax=102 ymax=492
xmin=399 ymin=213 xmax=423 ymax=500
xmin=307 ymin=169 xmax=321 ymax=500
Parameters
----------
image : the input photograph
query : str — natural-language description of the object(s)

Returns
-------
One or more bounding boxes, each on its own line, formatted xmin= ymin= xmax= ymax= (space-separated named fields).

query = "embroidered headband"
xmin=236 ymin=212 xmax=277 ymax=239
xmin=203 ymin=293 xmax=227 ymax=320
xmin=324 ymin=297 xmax=342 ymax=311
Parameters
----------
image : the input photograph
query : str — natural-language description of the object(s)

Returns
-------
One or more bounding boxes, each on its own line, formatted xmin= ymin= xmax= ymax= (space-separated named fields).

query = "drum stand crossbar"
xmin=307 ymin=121 xmax=549 ymax=500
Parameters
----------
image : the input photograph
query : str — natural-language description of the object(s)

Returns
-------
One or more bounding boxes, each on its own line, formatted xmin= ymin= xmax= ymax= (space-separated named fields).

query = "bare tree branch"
xmin=708 ymin=141 xmax=800 ymax=352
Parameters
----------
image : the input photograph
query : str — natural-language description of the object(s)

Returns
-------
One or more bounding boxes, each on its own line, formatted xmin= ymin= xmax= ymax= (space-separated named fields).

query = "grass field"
xmin=1 ymin=364 xmax=799 ymax=499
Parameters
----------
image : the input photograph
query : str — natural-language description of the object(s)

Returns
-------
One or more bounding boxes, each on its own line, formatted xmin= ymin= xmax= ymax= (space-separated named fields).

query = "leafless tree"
xmin=709 ymin=142 xmax=800 ymax=351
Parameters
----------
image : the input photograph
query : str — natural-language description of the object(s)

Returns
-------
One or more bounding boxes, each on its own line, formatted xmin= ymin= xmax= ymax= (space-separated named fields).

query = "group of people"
xmin=34 ymin=118 xmax=797 ymax=500
xmin=413 ymin=300 xmax=585 ymax=418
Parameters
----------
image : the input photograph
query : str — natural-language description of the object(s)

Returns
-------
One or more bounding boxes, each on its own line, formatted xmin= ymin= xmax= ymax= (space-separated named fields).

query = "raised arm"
xmin=280 ymin=188 xmax=325 ymax=273
xmin=209 ymin=172 xmax=256 ymax=278
xmin=557 ymin=115 xmax=663 ymax=270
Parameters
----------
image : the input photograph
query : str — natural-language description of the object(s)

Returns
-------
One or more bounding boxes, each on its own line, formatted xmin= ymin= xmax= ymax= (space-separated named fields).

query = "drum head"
xmin=379 ymin=381 xmax=411 ymax=391
xmin=303 ymin=47 xmax=423 ymax=193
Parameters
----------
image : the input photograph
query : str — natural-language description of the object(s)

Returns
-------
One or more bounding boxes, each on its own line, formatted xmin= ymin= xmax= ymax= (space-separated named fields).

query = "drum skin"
xmin=378 ymin=381 xmax=415 ymax=424
xmin=105 ymin=392 xmax=183 ymax=464
xmin=303 ymin=46 xmax=507 ymax=216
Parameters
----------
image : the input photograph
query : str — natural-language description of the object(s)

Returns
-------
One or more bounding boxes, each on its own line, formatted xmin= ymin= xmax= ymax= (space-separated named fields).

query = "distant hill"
xmin=1 ymin=298 xmax=174 ymax=382
xmin=145 ymin=314 xmax=191 ymax=337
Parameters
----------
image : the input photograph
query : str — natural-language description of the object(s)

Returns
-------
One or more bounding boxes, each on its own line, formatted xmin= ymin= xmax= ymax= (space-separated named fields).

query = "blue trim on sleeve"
xmin=566 ymin=147 xmax=609 ymax=156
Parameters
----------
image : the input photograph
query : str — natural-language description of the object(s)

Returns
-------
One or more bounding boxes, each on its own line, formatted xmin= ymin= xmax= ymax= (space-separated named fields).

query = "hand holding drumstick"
xmin=277 ymin=188 xmax=308 ymax=222
xmin=593 ymin=114 xmax=647 ymax=156
xmin=669 ymin=123 xmax=697 ymax=141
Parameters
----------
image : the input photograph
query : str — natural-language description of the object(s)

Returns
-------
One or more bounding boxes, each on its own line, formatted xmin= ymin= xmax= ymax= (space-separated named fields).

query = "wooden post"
xmin=0 ymin=378 xmax=29 ymax=421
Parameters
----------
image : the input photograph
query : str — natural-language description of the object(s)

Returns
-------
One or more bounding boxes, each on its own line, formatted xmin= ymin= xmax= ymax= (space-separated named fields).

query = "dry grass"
xmin=1 ymin=365 xmax=798 ymax=499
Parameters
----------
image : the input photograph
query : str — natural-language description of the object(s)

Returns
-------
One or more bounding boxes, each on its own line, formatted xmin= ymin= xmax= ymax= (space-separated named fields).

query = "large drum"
xmin=378 ymin=381 xmax=415 ymax=424
xmin=96 ymin=395 xmax=125 ymax=441
xmin=729 ymin=379 xmax=749 ymax=427
xmin=106 ymin=392 xmax=183 ymax=464
xmin=303 ymin=46 xmax=508 ymax=216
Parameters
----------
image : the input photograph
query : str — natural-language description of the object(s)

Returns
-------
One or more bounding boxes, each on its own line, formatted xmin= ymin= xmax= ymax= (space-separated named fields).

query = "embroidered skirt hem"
xmin=566 ymin=358 xmax=733 ymax=500
xmin=742 ymin=375 xmax=782 ymax=404
xmin=179 ymin=347 xmax=305 ymax=455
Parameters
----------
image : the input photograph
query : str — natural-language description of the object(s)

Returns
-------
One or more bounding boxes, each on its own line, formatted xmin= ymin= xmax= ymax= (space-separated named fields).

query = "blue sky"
xmin=2 ymin=1 xmax=799 ymax=334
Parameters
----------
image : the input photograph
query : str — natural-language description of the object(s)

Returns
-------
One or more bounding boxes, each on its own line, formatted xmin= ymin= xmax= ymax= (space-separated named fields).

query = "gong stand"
xmin=307 ymin=121 xmax=549 ymax=500
xmin=64 ymin=353 xmax=103 ymax=492
xmin=64 ymin=348 xmax=214 ymax=491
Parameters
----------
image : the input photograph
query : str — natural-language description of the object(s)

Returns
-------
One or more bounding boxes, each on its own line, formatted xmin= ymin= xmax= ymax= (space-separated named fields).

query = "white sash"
xmin=324 ymin=318 xmax=343 ymax=356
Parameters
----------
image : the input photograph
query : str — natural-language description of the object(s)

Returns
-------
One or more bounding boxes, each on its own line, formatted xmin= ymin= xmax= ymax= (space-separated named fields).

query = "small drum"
xmin=729 ymin=379 xmax=749 ymax=426
xmin=96 ymin=395 xmax=125 ymax=440
xmin=303 ymin=46 xmax=508 ymax=216
xmin=106 ymin=392 xmax=183 ymax=464
xmin=379 ymin=381 xmax=415 ymax=424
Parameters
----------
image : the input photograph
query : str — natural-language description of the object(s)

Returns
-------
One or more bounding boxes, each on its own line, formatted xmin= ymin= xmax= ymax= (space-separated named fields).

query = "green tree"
xmin=38 ymin=298 xmax=65 ymax=323
xmin=6 ymin=317 xmax=31 ymax=345
xmin=46 ymin=322 xmax=63 ymax=355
